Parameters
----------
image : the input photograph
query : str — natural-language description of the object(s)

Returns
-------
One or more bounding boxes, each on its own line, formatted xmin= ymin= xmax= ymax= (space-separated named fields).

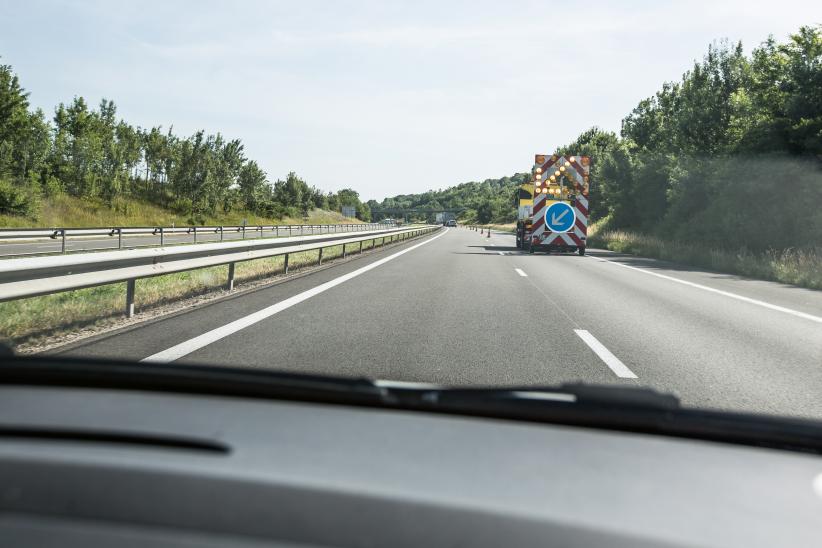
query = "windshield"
xmin=0 ymin=2 xmax=821 ymax=423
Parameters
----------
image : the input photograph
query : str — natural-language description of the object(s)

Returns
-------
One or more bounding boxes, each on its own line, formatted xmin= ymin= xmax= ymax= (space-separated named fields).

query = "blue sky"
xmin=1 ymin=1 xmax=818 ymax=200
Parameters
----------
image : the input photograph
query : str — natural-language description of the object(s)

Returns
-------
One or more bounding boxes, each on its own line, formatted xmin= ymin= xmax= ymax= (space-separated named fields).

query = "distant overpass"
xmin=370 ymin=207 xmax=467 ymax=221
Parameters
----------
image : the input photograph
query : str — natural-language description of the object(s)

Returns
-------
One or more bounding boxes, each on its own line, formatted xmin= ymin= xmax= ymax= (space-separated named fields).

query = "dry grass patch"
xmin=590 ymin=229 xmax=822 ymax=290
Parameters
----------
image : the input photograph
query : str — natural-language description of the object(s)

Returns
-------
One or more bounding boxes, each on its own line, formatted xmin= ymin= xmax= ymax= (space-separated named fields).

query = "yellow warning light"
xmin=549 ymin=175 xmax=556 ymax=182
xmin=551 ymin=155 xmax=558 ymax=161
xmin=535 ymin=174 xmax=542 ymax=181
xmin=559 ymin=166 xmax=566 ymax=173
xmin=535 ymin=167 xmax=542 ymax=174
xmin=554 ymin=170 xmax=561 ymax=177
xmin=569 ymin=156 xmax=576 ymax=163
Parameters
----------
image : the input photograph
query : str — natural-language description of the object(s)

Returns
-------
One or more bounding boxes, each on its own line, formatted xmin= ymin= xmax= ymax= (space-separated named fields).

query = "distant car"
xmin=445 ymin=219 xmax=457 ymax=227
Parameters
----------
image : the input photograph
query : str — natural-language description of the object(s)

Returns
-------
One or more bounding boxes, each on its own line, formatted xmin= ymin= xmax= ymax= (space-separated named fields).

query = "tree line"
xmin=377 ymin=25 xmax=822 ymax=251
xmin=0 ymin=65 xmax=369 ymax=223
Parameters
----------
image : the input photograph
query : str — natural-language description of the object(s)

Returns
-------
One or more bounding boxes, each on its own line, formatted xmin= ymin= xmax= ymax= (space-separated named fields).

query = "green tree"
xmin=237 ymin=160 xmax=268 ymax=212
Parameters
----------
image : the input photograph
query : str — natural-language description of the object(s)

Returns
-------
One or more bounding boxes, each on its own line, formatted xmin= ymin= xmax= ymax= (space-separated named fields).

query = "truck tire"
xmin=528 ymin=242 xmax=535 ymax=254
xmin=578 ymin=246 xmax=586 ymax=256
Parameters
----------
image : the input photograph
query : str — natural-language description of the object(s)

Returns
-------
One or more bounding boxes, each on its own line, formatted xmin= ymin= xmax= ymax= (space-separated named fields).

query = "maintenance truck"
xmin=515 ymin=154 xmax=590 ymax=255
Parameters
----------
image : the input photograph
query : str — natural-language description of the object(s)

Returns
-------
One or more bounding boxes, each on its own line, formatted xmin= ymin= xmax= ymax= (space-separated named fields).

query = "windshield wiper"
xmin=404 ymin=382 xmax=681 ymax=411
xmin=0 ymin=355 xmax=387 ymax=406
xmin=389 ymin=382 xmax=822 ymax=455
xmin=3 ymin=356 xmax=822 ymax=455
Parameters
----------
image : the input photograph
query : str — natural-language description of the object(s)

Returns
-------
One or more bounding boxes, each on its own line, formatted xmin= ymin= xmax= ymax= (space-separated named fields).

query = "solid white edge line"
xmin=141 ymin=228 xmax=448 ymax=364
xmin=574 ymin=329 xmax=638 ymax=379
xmin=515 ymin=268 xmax=528 ymax=277
xmin=588 ymin=256 xmax=822 ymax=324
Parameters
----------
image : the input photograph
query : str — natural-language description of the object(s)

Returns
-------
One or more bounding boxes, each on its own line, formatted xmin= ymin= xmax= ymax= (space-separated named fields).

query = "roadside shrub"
xmin=170 ymin=197 xmax=193 ymax=215
xmin=0 ymin=178 xmax=40 ymax=217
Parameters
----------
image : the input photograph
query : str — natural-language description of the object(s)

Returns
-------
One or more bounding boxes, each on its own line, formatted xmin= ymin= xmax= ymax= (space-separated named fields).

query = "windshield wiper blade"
xmin=0 ymin=356 xmax=388 ymax=406
xmin=6 ymin=356 xmax=822 ymax=455
xmin=408 ymin=382 xmax=680 ymax=411
xmin=381 ymin=382 xmax=822 ymax=454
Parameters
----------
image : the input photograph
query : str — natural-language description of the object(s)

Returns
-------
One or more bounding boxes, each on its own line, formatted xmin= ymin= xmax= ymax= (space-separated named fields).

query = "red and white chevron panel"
xmin=529 ymin=154 xmax=589 ymax=248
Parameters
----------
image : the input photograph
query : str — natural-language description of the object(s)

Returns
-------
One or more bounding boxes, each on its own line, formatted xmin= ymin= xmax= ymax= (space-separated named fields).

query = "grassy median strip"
xmin=0 ymin=239 xmax=385 ymax=346
xmin=589 ymin=229 xmax=822 ymax=290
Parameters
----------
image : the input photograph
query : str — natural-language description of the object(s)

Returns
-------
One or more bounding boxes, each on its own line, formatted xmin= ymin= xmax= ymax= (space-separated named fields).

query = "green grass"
xmin=589 ymin=229 xmax=822 ymax=290
xmin=0 ymin=194 xmax=362 ymax=228
xmin=488 ymin=222 xmax=516 ymax=233
xmin=0 ymin=238 xmax=390 ymax=347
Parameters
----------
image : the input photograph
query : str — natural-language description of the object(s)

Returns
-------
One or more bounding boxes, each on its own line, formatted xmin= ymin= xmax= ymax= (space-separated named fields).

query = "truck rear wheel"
xmin=578 ymin=246 xmax=586 ymax=256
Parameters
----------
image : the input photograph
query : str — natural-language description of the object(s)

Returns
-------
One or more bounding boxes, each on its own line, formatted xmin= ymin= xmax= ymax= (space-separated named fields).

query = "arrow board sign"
xmin=544 ymin=202 xmax=575 ymax=233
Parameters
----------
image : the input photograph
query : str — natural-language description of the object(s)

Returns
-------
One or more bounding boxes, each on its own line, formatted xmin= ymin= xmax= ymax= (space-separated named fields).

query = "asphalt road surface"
xmin=0 ymin=225 xmax=361 ymax=257
xmin=56 ymin=226 xmax=822 ymax=419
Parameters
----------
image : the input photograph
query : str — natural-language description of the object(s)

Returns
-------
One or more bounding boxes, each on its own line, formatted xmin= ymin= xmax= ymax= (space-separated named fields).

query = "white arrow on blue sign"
xmin=544 ymin=201 xmax=576 ymax=233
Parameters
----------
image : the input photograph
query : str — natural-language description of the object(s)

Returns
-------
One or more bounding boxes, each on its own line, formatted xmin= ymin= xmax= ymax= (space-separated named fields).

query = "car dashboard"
xmin=0 ymin=382 xmax=821 ymax=547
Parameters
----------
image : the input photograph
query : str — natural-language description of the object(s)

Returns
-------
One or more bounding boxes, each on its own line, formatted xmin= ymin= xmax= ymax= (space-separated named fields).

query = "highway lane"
xmin=56 ymin=226 xmax=822 ymax=419
xmin=0 ymin=225 xmax=358 ymax=257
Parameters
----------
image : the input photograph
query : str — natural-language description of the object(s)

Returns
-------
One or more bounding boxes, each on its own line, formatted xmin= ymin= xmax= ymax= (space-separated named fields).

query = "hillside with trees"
xmin=377 ymin=25 xmax=822 ymax=255
xmin=0 ymin=63 xmax=370 ymax=226
xmin=367 ymin=173 xmax=529 ymax=224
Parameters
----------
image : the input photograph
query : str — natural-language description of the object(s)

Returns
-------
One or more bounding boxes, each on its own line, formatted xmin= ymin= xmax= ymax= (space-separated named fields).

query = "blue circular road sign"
xmin=544 ymin=202 xmax=575 ymax=233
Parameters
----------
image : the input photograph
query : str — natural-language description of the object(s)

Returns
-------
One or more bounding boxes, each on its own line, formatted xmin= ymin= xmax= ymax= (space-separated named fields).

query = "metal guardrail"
xmin=0 ymin=225 xmax=439 ymax=317
xmin=0 ymin=223 xmax=397 ymax=257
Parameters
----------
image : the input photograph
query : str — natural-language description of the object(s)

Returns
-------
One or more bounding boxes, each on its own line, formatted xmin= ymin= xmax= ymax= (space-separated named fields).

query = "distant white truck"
xmin=438 ymin=212 xmax=456 ymax=225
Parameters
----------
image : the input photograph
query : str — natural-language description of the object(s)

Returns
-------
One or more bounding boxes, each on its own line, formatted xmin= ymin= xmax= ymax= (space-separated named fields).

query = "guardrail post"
xmin=242 ymin=225 xmax=246 ymax=240
xmin=318 ymin=248 xmax=323 ymax=265
xmin=193 ymin=226 xmax=197 ymax=244
xmin=159 ymin=227 xmax=165 ymax=246
xmin=359 ymin=240 xmax=363 ymax=254
xmin=126 ymin=279 xmax=136 ymax=318
xmin=284 ymin=253 xmax=289 ymax=274
xmin=275 ymin=225 xmax=279 ymax=237
xmin=301 ymin=225 xmax=304 ymax=236
xmin=227 ymin=262 xmax=235 ymax=291
xmin=61 ymin=229 xmax=67 ymax=254
xmin=117 ymin=228 xmax=123 ymax=249
xmin=220 ymin=226 xmax=224 ymax=241
xmin=343 ymin=243 xmax=347 ymax=258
